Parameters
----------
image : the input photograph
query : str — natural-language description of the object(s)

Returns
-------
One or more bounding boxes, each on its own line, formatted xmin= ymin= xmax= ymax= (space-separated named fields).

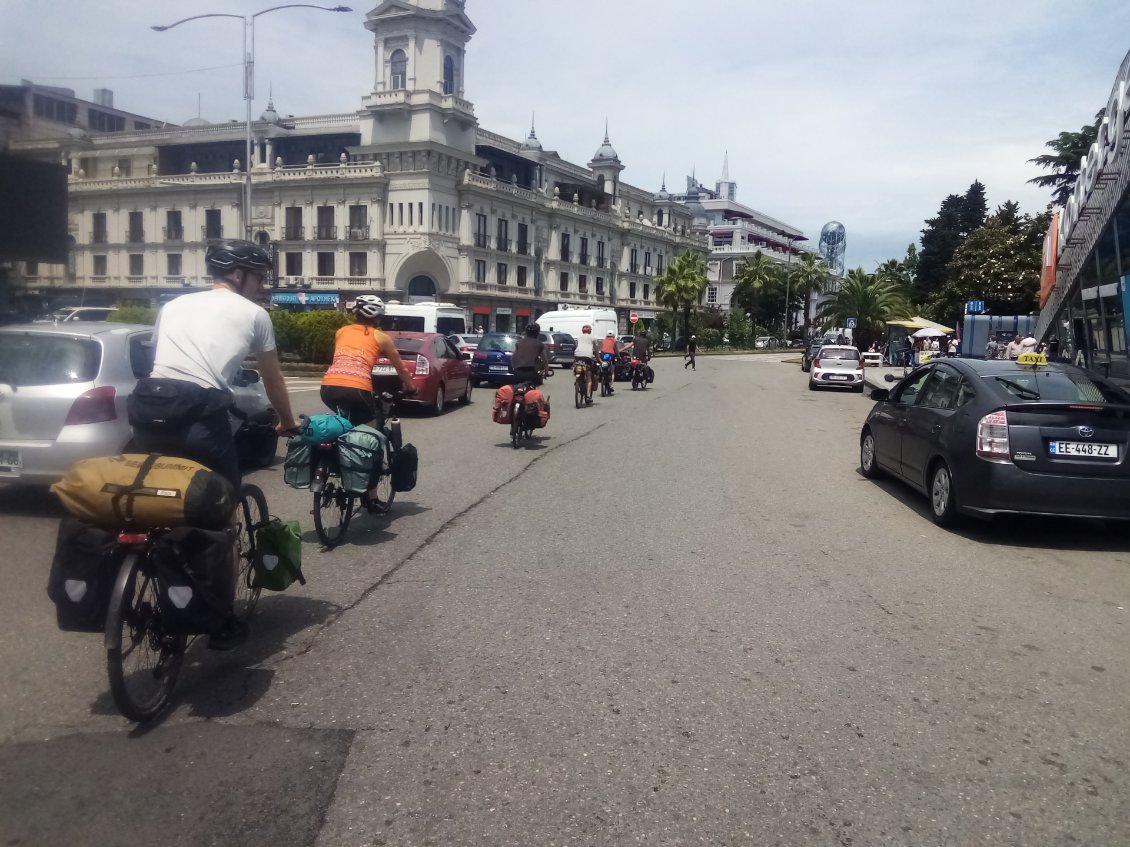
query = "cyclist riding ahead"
xmin=600 ymin=330 xmax=618 ymax=394
xmin=511 ymin=322 xmax=549 ymax=385
xmin=573 ymin=323 xmax=598 ymax=405
xmin=321 ymin=295 xmax=415 ymax=427
xmin=127 ymin=239 xmax=300 ymax=648
xmin=633 ymin=329 xmax=652 ymax=382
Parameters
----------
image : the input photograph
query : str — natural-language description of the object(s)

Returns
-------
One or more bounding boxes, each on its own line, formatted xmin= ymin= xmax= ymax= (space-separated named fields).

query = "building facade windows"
xmin=165 ymin=210 xmax=183 ymax=241
xmin=516 ymin=266 xmax=528 ymax=287
xmin=475 ymin=259 xmax=486 ymax=282
xmin=348 ymin=205 xmax=368 ymax=239
xmin=629 ymin=281 xmax=637 ymax=299
xmin=497 ymin=263 xmax=508 ymax=286
xmin=92 ymin=212 xmax=107 ymax=244
xmin=707 ymin=286 xmax=718 ymax=303
xmin=597 ymin=240 xmax=606 ymax=268
xmin=496 ymin=218 xmax=509 ymax=251
xmin=349 ymin=252 xmax=368 ymax=276
xmin=595 ymin=277 xmax=604 ymax=295
xmin=630 ymin=248 xmax=639 ymax=274
xmin=579 ymin=274 xmax=588 ymax=293
xmin=390 ymin=49 xmax=407 ymax=90
xmin=204 ymin=209 xmax=222 ymax=240
xmin=443 ymin=56 xmax=455 ymax=95
xmin=93 ymin=255 xmax=107 ymax=276
xmin=89 ymin=109 xmax=125 ymax=133
xmin=560 ymin=232 xmax=571 ymax=263
xmin=559 ymin=271 xmax=569 ymax=291
xmin=128 ymin=254 xmax=143 ymax=277
xmin=167 ymin=254 xmax=182 ymax=277
xmin=643 ymin=283 xmax=649 ymax=301
xmin=284 ymin=207 xmax=304 ymax=240
xmin=285 ymin=253 xmax=302 ymax=276
xmin=475 ymin=213 xmax=488 ymax=247
xmin=33 ymin=94 xmax=77 ymax=124
xmin=517 ymin=223 xmax=528 ymax=255
xmin=127 ymin=211 xmax=144 ymax=243
xmin=317 ymin=252 xmax=335 ymax=276
xmin=580 ymin=236 xmax=589 ymax=265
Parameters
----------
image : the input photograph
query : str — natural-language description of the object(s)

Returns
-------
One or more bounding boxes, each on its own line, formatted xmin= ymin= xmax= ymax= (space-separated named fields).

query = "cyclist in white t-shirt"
xmin=128 ymin=240 xmax=298 ymax=489
xmin=573 ymin=324 xmax=598 ymax=404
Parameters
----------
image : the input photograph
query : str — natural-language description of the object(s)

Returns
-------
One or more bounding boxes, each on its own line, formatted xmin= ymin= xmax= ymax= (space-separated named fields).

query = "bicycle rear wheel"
xmin=234 ymin=483 xmax=267 ymax=621
xmin=575 ymin=379 xmax=583 ymax=408
xmin=314 ymin=476 xmax=354 ymax=547
xmin=510 ymin=403 xmax=521 ymax=448
xmin=105 ymin=552 xmax=186 ymax=722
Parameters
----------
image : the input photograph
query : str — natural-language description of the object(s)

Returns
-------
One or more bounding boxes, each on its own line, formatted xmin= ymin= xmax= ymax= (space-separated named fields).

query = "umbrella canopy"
xmin=912 ymin=327 xmax=947 ymax=338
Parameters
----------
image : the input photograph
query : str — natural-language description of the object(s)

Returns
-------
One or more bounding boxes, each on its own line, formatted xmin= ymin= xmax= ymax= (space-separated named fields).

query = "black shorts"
xmin=512 ymin=366 xmax=543 ymax=386
xmin=320 ymin=385 xmax=376 ymax=426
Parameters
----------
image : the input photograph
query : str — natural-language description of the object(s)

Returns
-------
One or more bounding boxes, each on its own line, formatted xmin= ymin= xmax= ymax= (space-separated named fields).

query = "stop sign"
xmin=629 ymin=312 xmax=639 ymax=323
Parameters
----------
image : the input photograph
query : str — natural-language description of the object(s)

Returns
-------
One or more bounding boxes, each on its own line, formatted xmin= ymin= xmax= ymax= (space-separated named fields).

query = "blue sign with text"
xmin=966 ymin=300 xmax=986 ymax=314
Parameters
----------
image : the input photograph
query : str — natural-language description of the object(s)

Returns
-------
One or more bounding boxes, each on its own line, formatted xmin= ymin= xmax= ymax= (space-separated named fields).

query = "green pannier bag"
xmin=336 ymin=424 xmax=388 ymax=495
xmin=283 ymin=439 xmax=314 ymax=489
xmin=252 ymin=518 xmax=305 ymax=591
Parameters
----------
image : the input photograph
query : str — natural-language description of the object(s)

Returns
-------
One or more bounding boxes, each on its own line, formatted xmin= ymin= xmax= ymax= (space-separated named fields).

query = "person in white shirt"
xmin=948 ymin=337 xmax=959 ymax=357
xmin=1019 ymin=334 xmax=1039 ymax=354
xmin=573 ymin=324 xmax=598 ymax=404
xmin=1004 ymin=336 xmax=1023 ymax=360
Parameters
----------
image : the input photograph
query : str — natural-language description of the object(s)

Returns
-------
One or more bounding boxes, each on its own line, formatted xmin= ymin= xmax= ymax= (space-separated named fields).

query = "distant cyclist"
xmin=573 ymin=323 xmax=598 ymax=404
xmin=321 ymin=295 xmax=415 ymax=427
xmin=512 ymin=323 xmax=549 ymax=385
xmin=600 ymin=331 xmax=618 ymax=394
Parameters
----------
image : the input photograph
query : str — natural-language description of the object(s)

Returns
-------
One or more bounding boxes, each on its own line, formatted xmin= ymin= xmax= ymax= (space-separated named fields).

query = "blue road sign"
xmin=966 ymin=300 xmax=985 ymax=314
xmin=845 ymin=317 xmax=857 ymax=329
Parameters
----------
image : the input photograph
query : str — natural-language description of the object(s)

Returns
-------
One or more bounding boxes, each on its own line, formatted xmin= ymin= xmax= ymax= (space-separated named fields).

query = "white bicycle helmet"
xmin=353 ymin=295 xmax=385 ymax=319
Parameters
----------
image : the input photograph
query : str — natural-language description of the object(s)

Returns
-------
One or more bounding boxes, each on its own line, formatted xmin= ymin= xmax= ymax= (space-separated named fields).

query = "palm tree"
xmin=655 ymin=251 xmax=708 ymax=340
xmin=1027 ymin=110 xmax=1104 ymax=207
xmin=787 ymin=252 xmax=829 ymax=340
xmin=815 ymin=267 xmax=911 ymax=350
xmin=732 ymin=251 xmax=779 ymax=334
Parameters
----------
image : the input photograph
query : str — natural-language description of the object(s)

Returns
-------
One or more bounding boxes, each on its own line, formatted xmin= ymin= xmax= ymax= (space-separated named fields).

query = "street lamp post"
xmin=152 ymin=5 xmax=351 ymax=240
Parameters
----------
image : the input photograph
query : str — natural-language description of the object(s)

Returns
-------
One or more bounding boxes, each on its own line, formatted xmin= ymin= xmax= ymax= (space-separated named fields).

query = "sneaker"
xmin=208 ymin=618 xmax=249 ymax=651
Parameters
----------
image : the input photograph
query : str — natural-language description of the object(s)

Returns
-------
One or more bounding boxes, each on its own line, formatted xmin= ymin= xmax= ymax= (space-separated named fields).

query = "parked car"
xmin=372 ymin=331 xmax=472 ymax=415
xmin=808 ymin=345 xmax=865 ymax=392
xmin=540 ymin=332 xmax=576 ymax=367
xmin=448 ymin=333 xmax=482 ymax=355
xmin=0 ymin=322 xmax=275 ymax=485
xmin=754 ymin=336 xmax=779 ymax=349
xmin=469 ymin=332 xmax=521 ymax=387
xmin=860 ymin=356 xmax=1130 ymax=526
xmin=34 ymin=306 xmax=119 ymax=324
xmin=801 ymin=339 xmax=824 ymax=372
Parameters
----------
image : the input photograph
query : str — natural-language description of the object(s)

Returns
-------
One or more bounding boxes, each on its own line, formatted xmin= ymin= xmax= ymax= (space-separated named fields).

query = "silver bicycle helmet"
xmin=353 ymin=294 xmax=385 ymax=319
xmin=205 ymin=239 xmax=273 ymax=275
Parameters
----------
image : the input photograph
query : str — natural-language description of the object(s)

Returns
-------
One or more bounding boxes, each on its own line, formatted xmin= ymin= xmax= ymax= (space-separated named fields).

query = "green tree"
xmin=914 ymin=181 xmax=988 ymax=305
xmin=655 ymin=251 xmax=708 ymax=340
xmin=109 ymin=306 xmax=157 ymax=325
xmin=786 ymin=252 xmax=829 ymax=340
xmin=731 ymin=250 xmax=780 ymax=332
xmin=815 ymin=268 xmax=911 ymax=351
xmin=1027 ymin=110 xmax=1104 ymax=207
xmin=726 ymin=310 xmax=753 ymax=348
xmin=926 ymin=205 xmax=1051 ymax=325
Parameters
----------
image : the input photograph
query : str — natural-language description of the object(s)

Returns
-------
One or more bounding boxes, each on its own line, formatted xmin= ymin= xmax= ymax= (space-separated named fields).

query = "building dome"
xmin=520 ymin=115 xmax=542 ymax=151
xmin=655 ymin=174 xmax=669 ymax=201
xmin=259 ymin=96 xmax=280 ymax=124
xmin=183 ymin=116 xmax=211 ymax=127
xmin=593 ymin=132 xmax=618 ymax=161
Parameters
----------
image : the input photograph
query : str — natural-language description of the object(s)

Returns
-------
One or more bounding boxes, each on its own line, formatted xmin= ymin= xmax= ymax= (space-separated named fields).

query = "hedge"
xmin=270 ymin=310 xmax=353 ymax=364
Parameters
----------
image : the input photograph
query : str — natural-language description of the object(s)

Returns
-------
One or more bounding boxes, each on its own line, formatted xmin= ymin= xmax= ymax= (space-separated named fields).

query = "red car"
xmin=372 ymin=331 xmax=473 ymax=415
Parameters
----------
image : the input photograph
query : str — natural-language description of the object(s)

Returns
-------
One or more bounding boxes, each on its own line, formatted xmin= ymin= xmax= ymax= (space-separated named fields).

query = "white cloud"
xmin=2 ymin=0 xmax=1128 ymax=269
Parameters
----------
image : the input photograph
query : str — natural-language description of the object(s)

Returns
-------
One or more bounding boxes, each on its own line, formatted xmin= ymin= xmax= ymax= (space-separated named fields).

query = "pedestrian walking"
xmin=1004 ymin=335 xmax=1023 ymax=360
xmin=1019 ymin=333 xmax=1038 ymax=355
xmin=684 ymin=335 xmax=697 ymax=370
xmin=985 ymin=335 xmax=999 ymax=360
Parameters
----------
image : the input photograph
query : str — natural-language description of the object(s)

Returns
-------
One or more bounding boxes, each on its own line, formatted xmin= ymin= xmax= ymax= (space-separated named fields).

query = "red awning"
xmin=472 ymin=306 xmax=490 ymax=315
xmin=515 ymin=308 xmax=530 ymax=316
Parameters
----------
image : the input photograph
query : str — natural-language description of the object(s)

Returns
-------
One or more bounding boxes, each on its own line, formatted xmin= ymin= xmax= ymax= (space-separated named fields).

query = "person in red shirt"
xmin=321 ymin=295 xmax=414 ymax=426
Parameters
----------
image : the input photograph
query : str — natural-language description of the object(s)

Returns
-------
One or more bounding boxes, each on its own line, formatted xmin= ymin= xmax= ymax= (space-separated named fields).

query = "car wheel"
xmin=471 ymin=378 xmax=481 ymax=389
xmin=431 ymin=385 xmax=445 ymax=416
xmin=807 ymin=379 xmax=817 ymax=391
xmin=460 ymin=379 xmax=472 ymax=405
xmin=860 ymin=429 xmax=883 ymax=479
xmin=929 ymin=460 xmax=960 ymax=527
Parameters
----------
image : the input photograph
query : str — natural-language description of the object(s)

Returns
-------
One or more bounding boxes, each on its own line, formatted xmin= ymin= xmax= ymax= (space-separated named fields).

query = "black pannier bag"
xmin=390 ymin=443 xmax=418 ymax=492
xmin=47 ymin=518 xmax=118 ymax=632
xmin=283 ymin=439 xmax=314 ymax=489
xmin=151 ymin=526 xmax=235 ymax=635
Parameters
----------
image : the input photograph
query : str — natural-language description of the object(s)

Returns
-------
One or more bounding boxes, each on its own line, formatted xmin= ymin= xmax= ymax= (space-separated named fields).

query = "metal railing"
xmin=283 ymin=226 xmax=304 ymax=240
xmin=163 ymin=226 xmax=184 ymax=241
xmin=496 ymin=237 xmax=510 ymax=251
xmin=202 ymin=225 xmax=223 ymax=240
xmin=314 ymin=225 xmax=337 ymax=240
xmin=127 ymin=230 xmax=145 ymax=244
xmin=474 ymin=233 xmax=489 ymax=248
xmin=347 ymin=226 xmax=370 ymax=240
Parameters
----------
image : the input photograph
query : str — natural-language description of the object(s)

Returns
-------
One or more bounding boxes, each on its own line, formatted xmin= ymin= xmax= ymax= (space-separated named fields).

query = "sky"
xmin=3 ymin=0 xmax=1129 ymax=271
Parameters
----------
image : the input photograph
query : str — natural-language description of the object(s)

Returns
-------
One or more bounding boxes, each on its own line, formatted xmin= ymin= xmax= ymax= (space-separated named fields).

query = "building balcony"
xmin=314 ymin=226 xmax=337 ymax=240
xmin=579 ymin=253 xmax=589 ymax=266
xmin=474 ymin=233 xmax=489 ymax=248
xmin=347 ymin=226 xmax=370 ymax=240
xmin=596 ymin=257 xmax=606 ymax=268
xmin=283 ymin=226 xmax=305 ymax=240
xmin=127 ymin=230 xmax=145 ymax=244
xmin=91 ymin=232 xmax=108 ymax=245
xmin=163 ymin=226 xmax=184 ymax=242
xmin=629 ymin=264 xmax=640 ymax=274
xmin=516 ymin=241 xmax=529 ymax=255
xmin=202 ymin=226 xmax=223 ymax=240
xmin=496 ymin=237 xmax=510 ymax=251
xmin=560 ymin=251 xmax=571 ymax=263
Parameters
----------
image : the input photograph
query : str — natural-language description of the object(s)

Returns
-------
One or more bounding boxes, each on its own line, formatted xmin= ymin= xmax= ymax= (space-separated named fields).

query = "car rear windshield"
xmin=479 ymin=335 xmax=516 ymax=353
xmin=820 ymin=348 xmax=860 ymax=360
xmin=436 ymin=317 xmax=465 ymax=336
xmin=379 ymin=315 xmax=425 ymax=332
xmin=391 ymin=338 xmax=424 ymax=353
xmin=984 ymin=370 xmax=1130 ymax=404
xmin=0 ymin=333 xmax=101 ymax=386
xmin=554 ymin=334 xmax=575 ymax=344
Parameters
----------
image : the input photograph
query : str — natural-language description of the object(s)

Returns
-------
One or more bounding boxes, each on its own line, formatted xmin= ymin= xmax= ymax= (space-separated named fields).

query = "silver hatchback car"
xmin=0 ymin=322 xmax=274 ymax=485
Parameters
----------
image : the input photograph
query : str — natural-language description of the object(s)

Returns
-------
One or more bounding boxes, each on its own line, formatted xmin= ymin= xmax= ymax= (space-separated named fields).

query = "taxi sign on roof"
xmin=1016 ymin=352 xmax=1047 ymax=367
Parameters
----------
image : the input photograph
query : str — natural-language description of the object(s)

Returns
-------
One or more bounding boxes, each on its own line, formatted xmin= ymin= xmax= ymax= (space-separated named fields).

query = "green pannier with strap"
xmin=252 ymin=518 xmax=305 ymax=591
xmin=283 ymin=439 xmax=314 ymax=489
xmin=335 ymin=425 xmax=388 ymax=495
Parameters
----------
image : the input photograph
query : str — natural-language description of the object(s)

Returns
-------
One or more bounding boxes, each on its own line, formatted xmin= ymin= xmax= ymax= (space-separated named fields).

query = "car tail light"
xmin=473 ymin=351 xmax=486 ymax=360
xmin=812 ymin=358 xmax=820 ymax=369
xmin=64 ymin=386 xmax=117 ymax=426
xmin=415 ymin=354 xmax=430 ymax=376
xmin=856 ymin=359 xmax=865 ymax=370
xmin=976 ymin=410 xmax=1010 ymax=462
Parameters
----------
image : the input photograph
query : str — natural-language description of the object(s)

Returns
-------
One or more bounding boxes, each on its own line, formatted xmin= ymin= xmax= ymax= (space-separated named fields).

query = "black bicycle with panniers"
xmin=286 ymin=390 xmax=417 ymax=548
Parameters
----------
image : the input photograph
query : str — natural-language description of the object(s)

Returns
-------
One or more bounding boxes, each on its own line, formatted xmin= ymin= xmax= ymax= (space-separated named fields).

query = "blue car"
xmin=470 ymin=332 xmax=521 ymax=387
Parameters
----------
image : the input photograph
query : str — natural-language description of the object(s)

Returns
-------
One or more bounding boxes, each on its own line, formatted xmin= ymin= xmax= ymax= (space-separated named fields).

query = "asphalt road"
xmin=1 ymin=353 xmax=1127 ymax=846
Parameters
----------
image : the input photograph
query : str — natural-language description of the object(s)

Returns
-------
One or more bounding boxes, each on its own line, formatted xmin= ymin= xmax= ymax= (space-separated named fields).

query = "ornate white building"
xmin=9 ymin=0 xmax=705 ymax=333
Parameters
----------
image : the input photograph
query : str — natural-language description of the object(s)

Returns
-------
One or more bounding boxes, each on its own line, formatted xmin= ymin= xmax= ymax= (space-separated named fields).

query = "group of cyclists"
xmin=124 ymin=238 xmax=661 ymax=647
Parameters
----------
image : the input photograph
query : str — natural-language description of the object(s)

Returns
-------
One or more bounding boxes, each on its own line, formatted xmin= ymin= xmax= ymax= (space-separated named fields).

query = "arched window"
xmin=408 ymin=275 xmax=437 ymax=300
xmin=390 ymin=49 xmax=407 ymax=91
xmin=443 ymin=56 xmax=455 ymax=95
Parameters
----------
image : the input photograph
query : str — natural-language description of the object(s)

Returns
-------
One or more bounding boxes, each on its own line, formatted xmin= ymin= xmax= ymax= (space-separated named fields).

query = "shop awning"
xmin=515 ymin=308 xmax=530 ymax=316
xmin=472 ymin=306 xmax=491 ymax=315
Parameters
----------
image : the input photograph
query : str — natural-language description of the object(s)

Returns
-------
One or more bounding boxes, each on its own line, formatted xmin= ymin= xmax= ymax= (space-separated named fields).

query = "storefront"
xmin=469 ymin=303 xmax=533 ymax=334
xmin=1037 ymin=49 xmax=1130 ymax=380
xmin=269 ymin=291 xmax=342 ymax=311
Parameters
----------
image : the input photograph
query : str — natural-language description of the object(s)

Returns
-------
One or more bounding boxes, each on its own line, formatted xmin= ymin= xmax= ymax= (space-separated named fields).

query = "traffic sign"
xmin=629 ymin=312 xmax=639 ymax=323
xmin=845 ymin=317 xmax=857 ymax=329
xmin=966 ymin=300 xmax=986 ymax=314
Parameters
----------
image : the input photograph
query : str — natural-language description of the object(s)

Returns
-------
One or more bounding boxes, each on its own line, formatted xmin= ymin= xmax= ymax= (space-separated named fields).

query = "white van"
xmin=536 ymin=308 xmax=617 ymax=344
xmin=375 ymin=301 xmax=467 ymax=335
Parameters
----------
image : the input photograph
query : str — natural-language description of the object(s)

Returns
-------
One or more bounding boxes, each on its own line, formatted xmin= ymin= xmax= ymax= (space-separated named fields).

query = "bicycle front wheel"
xmin=314 ymin=477 xmax=354 ymax=547
xmin=234 ymin=483 xmax=267 ymax=621
xmin=510 ymin=404 xmax=521 ymax=448
xmin=105 ymin=552 xmax=186 ymax=723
